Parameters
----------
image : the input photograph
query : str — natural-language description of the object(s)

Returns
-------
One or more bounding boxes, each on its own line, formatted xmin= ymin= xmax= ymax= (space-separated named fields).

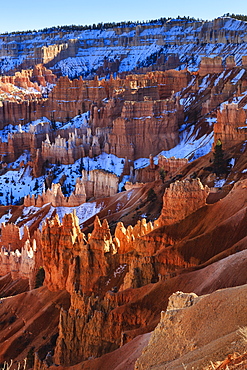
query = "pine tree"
xmin=213 ymin=139 xmax=226 ymax=175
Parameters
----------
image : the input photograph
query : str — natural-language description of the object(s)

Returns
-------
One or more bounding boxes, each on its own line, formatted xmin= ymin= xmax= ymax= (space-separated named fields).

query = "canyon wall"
xmin=135 ymin=286 xmax=247 ymax=370
xmin=7 ymin=177 xmax=212 ymax=298
xmin=215 ymin=102 xmax=247 ymax=148
xmin=24 ymin=169 xmax=119 ymax=207
xmin=0 ymin=69 xmax=190 ymax=164
xmin=0 ymin=240 xmax=40 ymax=289
xmin=158 ymin=156 xmax=188 ymax=178
xmin=0 ymin=125 xmax=103 ymax=165
xmin=2 ymin=17 xmax=247 ymax=79
xmin=0 ymin=65 xmax=56 ymax=103
xmin=199 ymin=56 xmax=224 ymax=76
xmin=41 ymin=214 xmax=115 ymax=293
xmin=108 ymin=96 xmax=183 ymax=159
xmin=41 ymin=213 xmax=157 ymax=365
xmin=0 ymin=174 xmax=230 ymax=366
xmin=38 ymin=177 xmax=211 ymax=365
xmin=82 ymin=169 xmax=119 ymax=199
xmin=0 ymin=69 xmax=189 ymax=127
xmin=131 ymin=155 xmax=188 ymax=183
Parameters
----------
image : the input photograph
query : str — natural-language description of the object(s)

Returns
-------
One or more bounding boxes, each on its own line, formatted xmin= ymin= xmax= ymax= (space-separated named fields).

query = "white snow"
xmin=118 ymin=175 xmax=130 ymax=192
xmin=159 ymin=125 xmax=214 ymax=160
xmin=223 ymin=18 xmax=247 ymax=31
xmin=1 ymin=17 xmax=247 ymax=76
xmin=0 ymin=209 xmax=12 ymax=224
xmin=0 ymin=166 xmax=45 ymax=206
xmin=11 ymin=200 xmax=103 ymax=233
xmin=53 ymin=201 xmax=103 ymax=226
xmin=0 ymin=118 xmax=51 ymax=142
xmin=134 ymin=124 xmax=214 ymax=170
xmin=231 ymin=69 xmax=245 ymax=84
xmin=229 ymin=158 xmax=235 ymax=167
xmin=59 ymin=112 xmax=90 ymax=129
xmin=206 ymin=117 xmax=217 ymax=126
xmin=214 ymin=179 xmax=226 ymax=187
xmin=214 ymin=71 xmax=225 ymax=86
xmin=198 ymin=74 xmax=210 ymax=92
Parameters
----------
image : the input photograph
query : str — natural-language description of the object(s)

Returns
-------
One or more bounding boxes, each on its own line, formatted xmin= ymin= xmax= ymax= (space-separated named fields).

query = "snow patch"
xmin=214 ymin=179 xmax=226 ymax=187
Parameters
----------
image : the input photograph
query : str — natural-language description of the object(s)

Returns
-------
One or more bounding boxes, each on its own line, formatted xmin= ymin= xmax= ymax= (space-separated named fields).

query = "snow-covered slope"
xmin=1 ymin=17 xmax=247 ymax=77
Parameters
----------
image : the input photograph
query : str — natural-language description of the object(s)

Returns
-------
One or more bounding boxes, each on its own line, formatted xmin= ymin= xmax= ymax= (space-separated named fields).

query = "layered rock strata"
xmin=2 ymin=17 xmax=247 ymax=78
xmin=158 ymin=156 xmax=188 ymax=178
xmin=41 ymin=214 xmax=115 ymax=293
xmin=0 ymin=224 xmax=42 ymax=289
xmin=82 ymin=170 xmax=119 ymax=199
xmin=215 ymin=102 xmax=247 ymax=148
xmin=108 ymin=96 xmax=183 ymax=159
xmin=199 ymin=56 xmax=224 ymax=76
xmin=0 ymin=240 xmax=40 ymax=290
xmin=0 ymin=65 xmax=56 ymax=103
xmin=159 ymin=178 xmax=210 ymax=225
xmin=0 ymin=69 xmax=189 ymax=127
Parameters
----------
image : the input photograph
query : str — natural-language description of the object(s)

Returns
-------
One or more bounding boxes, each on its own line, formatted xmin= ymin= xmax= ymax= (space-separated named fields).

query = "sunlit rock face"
xmin=159 ymin=178 xmax=210 ymax=225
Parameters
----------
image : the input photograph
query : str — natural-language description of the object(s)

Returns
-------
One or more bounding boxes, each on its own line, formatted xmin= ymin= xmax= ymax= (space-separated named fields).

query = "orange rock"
xmin=158 ymin=156 xmax=188 ymax=178
xmin=215 ymin=103 xmax=247 ymax=148
xmin=159 ymin=178 xmax=210 ymax=225
xmin=199 ymin=56 xmax=224 ymax=76
xmin=82 ymin=169 xmax=119 ymax=199
xmin=108 ymin=96 xmax=183 ymax=160
xmin=41 ymin=213 xmax=114 ymax=293
xmin=0 ymin=224 xmax=42 ymax=289
xmin=24 ymin=180 xmax=86 ymax=207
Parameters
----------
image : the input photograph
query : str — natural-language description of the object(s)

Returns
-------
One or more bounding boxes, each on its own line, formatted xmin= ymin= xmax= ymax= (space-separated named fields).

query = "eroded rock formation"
xmin=108 ymin=95 xmax=183 ymax=159
xmin=158 ymin=155 xmax=188 ymax=178
xmin=215 ymin=102 xmax=247 ymax=148
xmin=24 ymin=180 xmax=86 ymax=207
xmin=82 ymin=169 xmax=119 ymax=199
xmin=199 ymin=56 xmax=224 ymax=76
xmin=159 ymin=178 xmax=210 ymax=225
xmin=0 ymin=224 xmax=42 ymax=289
xmin=0 ymin=240 xmax=40 ymax=290
xmin=0 ymin=65 xmax=56 ymax=103
xmin=41 ymin=214 xmax=115 ymax=293
xmin=3 ymin=16 xmax=247 ymax=370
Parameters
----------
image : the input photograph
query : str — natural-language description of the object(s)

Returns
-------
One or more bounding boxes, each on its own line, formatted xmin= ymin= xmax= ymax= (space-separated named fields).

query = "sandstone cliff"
xmin=3 ymin=16 xmax=247 ymax=370
xmin=2 ymin=17 xmax=247 ymax=79
xmin=0 ymin=65 xmax=56 ymax=104
xmin=215 ymin=102 xmax=247 ymax=149
xmin=199 ymin=56 xmax=224 ymax=76
xmin=0 ymin=69 xmax=189 ymax=164
xmin=108 ymin=95 xmax=183 ymax=159
xmin=2 ymin=175 xmax=247 ymax=367
xmin=82 ymin=169 xmax=119 ymax=199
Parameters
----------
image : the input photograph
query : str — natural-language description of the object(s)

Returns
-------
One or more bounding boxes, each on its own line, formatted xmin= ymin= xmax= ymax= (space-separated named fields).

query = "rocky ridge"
xmin=2 ymin=17 xmax=247 ymax=78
